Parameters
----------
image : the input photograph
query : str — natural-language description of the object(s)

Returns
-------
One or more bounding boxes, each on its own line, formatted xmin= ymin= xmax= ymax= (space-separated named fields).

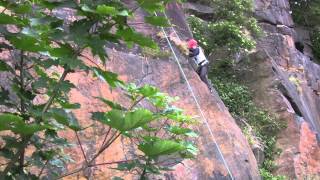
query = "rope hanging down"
xmin=155 ymin=12 xmax=235 ymax=180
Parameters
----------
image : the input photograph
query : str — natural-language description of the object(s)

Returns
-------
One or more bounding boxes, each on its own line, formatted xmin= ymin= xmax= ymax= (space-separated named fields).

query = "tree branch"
xmin=2 ymin=68 xmax=71 ymax=176
xmin=75 ymin=132 xmax=88 ymax=164
xmin=88 ymin=131 xmax=120 ymax=164
xmin=1 ymin=136 xmax=31 ymax=176
xmin=79 ymin=53 xmax=103 ymax=69
xmin=129 ymin=96 xmax=145 ymax=111
xmin=37 ymin=160 xmax=49 ymax=178
xmin=89 ymin=159 xmax=137 ymax=167
xmin=42 ymin=68 xmax=70 ymax=116
xmin=58 ymin=132 xmax=121 ymax=179
xmin=18 ymin=50 xmax=26 ymax=169
xmin=101 ymin=126 xmax=112 ymax=148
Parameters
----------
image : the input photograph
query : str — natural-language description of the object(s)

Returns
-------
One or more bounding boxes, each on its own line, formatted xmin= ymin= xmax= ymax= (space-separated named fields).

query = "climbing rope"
xmin=155 ymin=12 xmax=235 ymax=180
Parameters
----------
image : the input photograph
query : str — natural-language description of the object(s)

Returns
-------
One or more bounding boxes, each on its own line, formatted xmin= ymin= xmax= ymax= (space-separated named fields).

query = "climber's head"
xmin=187 ymin=39 xmax=198 ymax=49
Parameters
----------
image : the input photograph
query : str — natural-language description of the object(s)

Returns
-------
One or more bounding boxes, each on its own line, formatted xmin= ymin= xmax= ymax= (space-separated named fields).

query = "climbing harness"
xmin=155 ymin=12 xmax=235 ymax=180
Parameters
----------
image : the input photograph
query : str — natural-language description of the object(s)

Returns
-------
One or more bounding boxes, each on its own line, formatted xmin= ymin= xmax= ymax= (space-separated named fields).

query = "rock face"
xmin=60 ymin=2 xmax=260 ymax=180
xmin=182 ymin=2 xmax=214 ymax=20
xmin=63 ymin=48 xmax=260 ymax=179
xmin=237 ymin=0 xmax=320 ymax=178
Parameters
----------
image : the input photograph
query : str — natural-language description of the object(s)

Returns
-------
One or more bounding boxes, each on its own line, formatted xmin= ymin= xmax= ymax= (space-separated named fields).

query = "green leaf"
xmin=50 ymin=43 xmax=74 ymax=58
xmin=95 ymin=97 xmax=124 ymax=110
xmin=168 ymin=126 xmax=198 ymax=137
xmin=96 ymin=5 xmax=118 ymax=16
xmin=92 ymin=109 xmax=154 ymax=132
xmin=116 ymin=161 xmax=139 ymax=171
xmin=124 ymin=109 xmax=154 ymax=129
xmin=87 ymin=36 xmax=107 ymax=63
xmin=13 ymin=4 xmax=32 ymax=14
xmin=59 ymin=57 xmax=87 ymax=69
xmin=112 ymin=177 xmax=124 ymax=180
xmin=117 ymin=28 xmax=158 ymax=49
xmin=39 ymin=0 xmax=77 ymax=9
xmin=184 ymin=142 xmax=198 ymax=156
xmin=7 ymin=34 xmax=47 ymax=52
xmin=145 ymin=16 xmax=169 ymax=27
xmin=2 ymin=136 xmax=20 ymax=149
xmin=50 ymin=159 xmax=64 ymax=168
xmin=142 ymin=124 xmax=158 ymax=132
xmin=0 ymin=87 xmax=11 ymax=107
xmin=95 ymin=5 xmax=128 ymax=17
xmin=0 ymin=148 xmax=14 ymax=159
xmin=138 ymin=138 xmax=186 ymax=157
xmin=0 ymin=113 xmax=50 ymax=135
xmin=137 ymin=0 xmax=166 ymax=13
xmin=179 ymin=142 xmax=198 ymax=158
xmin=48 ymin=109 xmax=81 ymax=131
xmin=32 ymin=77 xmax=49 ymax=90
xmin=117 ymin=10 xmax=129 ymax=16
xmin=99 ymin=32 xmax=119 ymax=43
xmin=0 ymin=60 xmax=13 ymax=72
xmin=59 ymin=102 xmax=81 ymax=109
xmin=162 ymin=107 xmax=194 ymax=123
xmin=0 ymin=13 xmax=19 ymax=24
xmin=93 ymin=67 xmax=123 ymax=88
xmin=138 ymin=85 xmax=158 ymax=97
xmin=58 ymin=80 xmax=76 ymax=92
xmin=81 ymin=4 xmax=95 ymax=13
xmin=92 ymin=110 xmax=123 ymax=130
xmin=68 ymin=19 xmax=95 ymax=45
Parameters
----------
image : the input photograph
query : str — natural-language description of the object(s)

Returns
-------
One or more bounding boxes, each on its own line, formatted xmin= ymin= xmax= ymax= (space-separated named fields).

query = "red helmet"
xmin=187 ymin=39 xmax=198 ymax=49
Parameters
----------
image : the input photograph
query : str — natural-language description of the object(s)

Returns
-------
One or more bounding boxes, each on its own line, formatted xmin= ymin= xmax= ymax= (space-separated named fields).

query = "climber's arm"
xmin=189 ymin=47 xmax=199 ymax=58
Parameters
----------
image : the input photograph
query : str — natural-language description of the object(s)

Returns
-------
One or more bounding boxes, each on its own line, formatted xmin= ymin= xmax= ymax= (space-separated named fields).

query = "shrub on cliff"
xmin=311 ymin=29 xmax=320 ymax=61
xmin=187 ymin=0 xmax=262 ymax=56
xmin=209 ymin=59 xmax=286 ymax=180
xmin=290 ymin=0 xmax=320 ymax=62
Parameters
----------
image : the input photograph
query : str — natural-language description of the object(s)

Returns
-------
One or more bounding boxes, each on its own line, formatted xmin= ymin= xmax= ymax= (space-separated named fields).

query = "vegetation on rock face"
xmin=0 ymin=0 xmax=197 ymax=179
xmin=290 ymin=0 xmax=320 ymax=62
xmin=290 ymin=0 xmax=320 ymax=27
xmin=209 ymin=60 xmax=286 ymax=180
xmin=311 ymin=30 xmax=320 ymax=61
xmin=142 ymin=47 xmax=172 ymax=59
xmin=188 ymin=16 xmax=256 ymax=54
xmin=187 ymin=0 xmax=261 ymax=55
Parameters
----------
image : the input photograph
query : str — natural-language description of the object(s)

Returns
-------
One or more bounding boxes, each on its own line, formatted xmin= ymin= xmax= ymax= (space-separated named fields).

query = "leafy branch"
xmin=0 ymin=0 xmax=197 ymax=179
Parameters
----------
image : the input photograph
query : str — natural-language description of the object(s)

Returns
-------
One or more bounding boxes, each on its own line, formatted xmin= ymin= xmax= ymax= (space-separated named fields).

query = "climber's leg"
xmin=199 ymin=64 xmax=212 ymax=91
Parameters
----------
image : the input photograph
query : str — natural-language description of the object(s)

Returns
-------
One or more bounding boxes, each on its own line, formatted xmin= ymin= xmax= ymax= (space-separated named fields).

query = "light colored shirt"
xmin=194 ymin=47 xmax=208 ymax=66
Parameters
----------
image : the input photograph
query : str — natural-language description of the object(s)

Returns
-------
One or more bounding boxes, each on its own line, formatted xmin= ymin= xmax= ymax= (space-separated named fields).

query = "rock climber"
xmin=187 ymin=39 xmax=212 ymax=92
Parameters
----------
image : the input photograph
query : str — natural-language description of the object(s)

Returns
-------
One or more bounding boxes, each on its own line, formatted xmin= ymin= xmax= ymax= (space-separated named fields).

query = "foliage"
xmin=91 ymin=84 xmax=198 ymax=178
xmin=0 ymin=0 xmax=197 ymax=179
xmin=290 ymin=0 xmax=320 ymax=62
xmin=142 ymin=47 xmax=172 ymax=59
xmin=310 ymin=29 xmax=320 ymax=61
xmin=211 ymin=0 xmax=261 ymax=35
xmin=259 ymin=168 xmax=286 ymax=180
xmin=188 ymin=16 xmax=255 ymax=54
xmin=209 ymin=60 xmax=286 ymax=178
xmin=187 ymin=0 xmax=261 ymax=55
xmin=289 ymin=0 xmax=320 ymax=27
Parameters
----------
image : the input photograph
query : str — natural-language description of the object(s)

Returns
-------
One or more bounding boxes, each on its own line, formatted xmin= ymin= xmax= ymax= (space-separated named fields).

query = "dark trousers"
xmin=197 ymin=64 xmax=211 ymax=89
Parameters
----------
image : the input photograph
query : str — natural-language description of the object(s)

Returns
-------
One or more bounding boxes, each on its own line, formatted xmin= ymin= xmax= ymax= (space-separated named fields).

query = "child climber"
xmin=187 ymin=39 xmax=212 ymax=92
